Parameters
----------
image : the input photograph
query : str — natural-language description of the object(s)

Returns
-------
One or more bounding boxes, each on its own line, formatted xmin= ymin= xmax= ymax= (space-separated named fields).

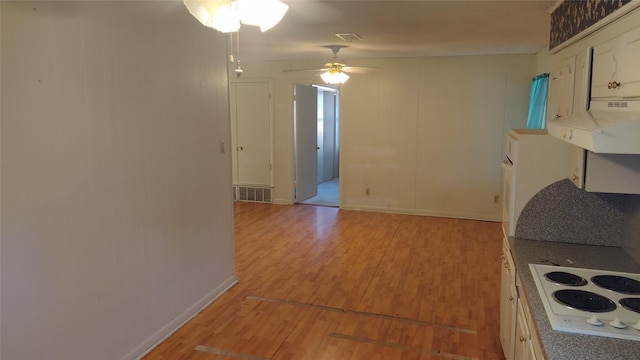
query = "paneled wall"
xmin=0 ymin=2 xmax=235 ymax=359
xmin=237 ymin=54 xmax=535 ymax=220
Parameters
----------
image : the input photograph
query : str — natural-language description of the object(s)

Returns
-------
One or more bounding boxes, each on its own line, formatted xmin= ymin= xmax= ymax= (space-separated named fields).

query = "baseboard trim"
xmin=126 ymin=275 xmax=238 ymax=360
xmin=340 ymin=205 xmax=500 ymax=222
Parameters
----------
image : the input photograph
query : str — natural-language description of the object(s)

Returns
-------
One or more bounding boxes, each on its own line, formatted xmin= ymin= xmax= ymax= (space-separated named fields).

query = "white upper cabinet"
xmin=591 ymin=37 xmax=619 ymax=98
xmin=548 ymin=56 xmax=576 ymax=120
xmin=592 ymin=27 xmax=640 ymax=99
xmin=617 ymin=27 xmax=640 ymax=97
xmin=573 ymin=48 xmax=592 ymax=113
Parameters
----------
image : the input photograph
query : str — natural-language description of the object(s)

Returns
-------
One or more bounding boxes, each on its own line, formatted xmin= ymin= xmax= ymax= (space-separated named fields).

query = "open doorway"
xmin=294 ymin=84 xmax=340 ymax=207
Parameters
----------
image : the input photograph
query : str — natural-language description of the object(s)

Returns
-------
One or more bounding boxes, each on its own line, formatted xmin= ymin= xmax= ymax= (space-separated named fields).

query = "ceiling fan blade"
xmin=282 ymin=67 xmax=328 ymax=73
xmin=341 ymin=65 xmax=381 ymax=75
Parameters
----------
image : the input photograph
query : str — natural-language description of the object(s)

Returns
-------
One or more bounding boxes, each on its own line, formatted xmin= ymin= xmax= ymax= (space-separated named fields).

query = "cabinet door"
xmin=591 ymin=38 xmax=618 ymax=98
xmin=531 ymin=332 xmax=545 ymax=360
xmin=617 ymin=27 xmax=640 ymax=98
xmin=573 ymin=48 xmax=592 ymax=113
xmin=514 ymin=300 xmax=532 ymax=360
xmin=500 ymin=241 xmax=517 ymax=360
xmin=568 ymin=147 xmax=585 ymax=189
xmin=548 ymin=57 xmax=575 ymax=121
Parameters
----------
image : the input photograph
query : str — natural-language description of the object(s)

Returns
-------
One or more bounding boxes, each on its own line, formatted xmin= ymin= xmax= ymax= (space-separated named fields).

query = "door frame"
xmin=292 ymin=83 xmax=341 ymax=205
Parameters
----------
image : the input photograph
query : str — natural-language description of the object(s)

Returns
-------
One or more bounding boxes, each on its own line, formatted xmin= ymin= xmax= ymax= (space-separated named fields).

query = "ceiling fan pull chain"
xmin=234 ymin=30 xmax=243 ymax=77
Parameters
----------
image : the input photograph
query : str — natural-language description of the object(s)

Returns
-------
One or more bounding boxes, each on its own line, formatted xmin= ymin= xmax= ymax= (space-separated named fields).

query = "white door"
xmin=230 ymin=82 xmax=271 ymax=185
xmin=322 ymin=91 xmax=336 ymax=182
xmin=294 ymin=84 xmax=318 ymax=202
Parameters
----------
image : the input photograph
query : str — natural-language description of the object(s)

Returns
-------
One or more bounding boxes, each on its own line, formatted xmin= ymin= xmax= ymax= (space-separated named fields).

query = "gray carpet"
xmin=300 ymin=177 xmax=339 ymax=207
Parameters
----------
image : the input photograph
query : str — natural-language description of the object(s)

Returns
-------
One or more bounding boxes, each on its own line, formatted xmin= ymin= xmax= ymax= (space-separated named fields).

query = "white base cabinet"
xmin=500 ymin=239 xmax=545 ymax=360
xmin=500 ymin=238 xmax=517 ymax=360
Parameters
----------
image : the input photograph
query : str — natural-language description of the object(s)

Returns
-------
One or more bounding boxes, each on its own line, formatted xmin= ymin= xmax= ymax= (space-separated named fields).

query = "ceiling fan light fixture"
xmin=184 ymin=0 xmax=288 ymax=33
xmin=321 ymin=69 xmax=349 ymax=84
xmin=238 ymin=0 xmax=289 ymax=32
xmin=183 ymin=0 xmax=220 ymax=28
xmin=211 ymin=2 xmax=241 ymax=32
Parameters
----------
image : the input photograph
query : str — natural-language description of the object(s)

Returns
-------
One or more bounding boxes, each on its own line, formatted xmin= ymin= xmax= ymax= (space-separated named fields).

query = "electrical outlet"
xmin=365 ymin=188 xmax=370 ymax=196
xmin=494 ymin=195 xmax=499 ymax=204
xmin=219 ymin=141 xmax=225 ymax=154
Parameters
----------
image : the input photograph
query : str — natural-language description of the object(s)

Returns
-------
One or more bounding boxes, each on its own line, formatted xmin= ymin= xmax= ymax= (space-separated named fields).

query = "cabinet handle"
xmin=509 ymin=295 xmax=514 ymax=302
xmin=608 ymin=81 xmax=621 ymax=89
xmin=519 ymin=336 xmax=526 ymax=342
xmin=504 ymin=262 xmax=510 ymax=270
xmin=572 ymin=174 xmax=579 ymax=181
xmin=237 ymin=146 xmax=244 ymax=151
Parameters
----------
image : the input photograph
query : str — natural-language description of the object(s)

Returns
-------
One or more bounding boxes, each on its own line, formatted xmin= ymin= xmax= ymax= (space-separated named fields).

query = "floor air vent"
xmin=233 ymin=185 xmax=272 ymax=203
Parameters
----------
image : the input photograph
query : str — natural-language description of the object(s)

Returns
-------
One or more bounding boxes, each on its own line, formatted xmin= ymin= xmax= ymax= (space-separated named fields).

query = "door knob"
xmin=316 ymin=146 xmax=320 ymax=150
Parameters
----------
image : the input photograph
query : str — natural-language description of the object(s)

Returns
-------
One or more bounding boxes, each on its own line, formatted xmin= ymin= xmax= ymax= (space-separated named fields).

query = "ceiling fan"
xmin=284 ymin=45 xmax=377 ymax=84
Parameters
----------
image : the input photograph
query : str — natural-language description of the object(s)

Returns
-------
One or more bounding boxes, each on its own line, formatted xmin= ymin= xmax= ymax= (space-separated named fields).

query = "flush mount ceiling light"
xmin=184 ymin=0 xmax=289 ymax=33
xmin=320 ymin=63 xmax=350 ymax=84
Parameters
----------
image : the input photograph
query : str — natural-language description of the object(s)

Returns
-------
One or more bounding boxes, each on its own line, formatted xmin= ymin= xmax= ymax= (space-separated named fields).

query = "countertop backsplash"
xmin=622 ymin=194 xmax=640 ymax=263
xmin=515 ymin=179 xmax=625 ymax=246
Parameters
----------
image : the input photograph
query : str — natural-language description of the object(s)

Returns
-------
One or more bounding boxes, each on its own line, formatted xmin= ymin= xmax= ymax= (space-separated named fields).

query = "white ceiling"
xmin=234 ymin=0 xmax=556 ymax=63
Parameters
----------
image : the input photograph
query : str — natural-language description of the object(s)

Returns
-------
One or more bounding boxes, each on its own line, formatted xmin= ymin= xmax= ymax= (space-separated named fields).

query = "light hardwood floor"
xmin=143 ymin=202 xmax=505 ymax=360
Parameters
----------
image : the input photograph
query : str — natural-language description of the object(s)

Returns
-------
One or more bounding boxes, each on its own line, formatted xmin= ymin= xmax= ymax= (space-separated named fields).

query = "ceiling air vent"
xmin=334 ymin=33 xmax=362 ymax=42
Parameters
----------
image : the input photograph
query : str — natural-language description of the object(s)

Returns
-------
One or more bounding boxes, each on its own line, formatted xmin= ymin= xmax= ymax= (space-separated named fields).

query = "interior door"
xmin=322 ymin=91 xmax=336 ymax=182
xmin=230 ymin=82 xmax=271 ymax=185
xmin=295 ymin=84 xmax=318 ymax=201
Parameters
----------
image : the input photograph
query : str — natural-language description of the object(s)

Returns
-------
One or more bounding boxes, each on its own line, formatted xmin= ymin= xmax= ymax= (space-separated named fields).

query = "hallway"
xmin=300 ymin=177 xmax=339 ymax=207
xmin=143 ymin=203 xmax=504 ymax=360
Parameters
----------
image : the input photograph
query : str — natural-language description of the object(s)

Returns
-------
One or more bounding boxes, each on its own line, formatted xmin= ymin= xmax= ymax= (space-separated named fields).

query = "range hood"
xmin=547 ymin=100 xmax=640 ymax=154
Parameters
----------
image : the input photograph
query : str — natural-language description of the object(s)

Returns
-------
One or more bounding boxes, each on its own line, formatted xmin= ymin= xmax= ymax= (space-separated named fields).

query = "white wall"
xmin=237 ymin=54 xmax=535 ymax=220
xmin=0 ymin=2 xmax=235 ymax=360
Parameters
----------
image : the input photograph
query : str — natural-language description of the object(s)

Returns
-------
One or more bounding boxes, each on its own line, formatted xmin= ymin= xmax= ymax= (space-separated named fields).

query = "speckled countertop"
xmin=508 ymin=237 xmax=640 ymax=360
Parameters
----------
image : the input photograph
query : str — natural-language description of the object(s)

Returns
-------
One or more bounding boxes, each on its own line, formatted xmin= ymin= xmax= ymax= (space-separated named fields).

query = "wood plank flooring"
xmin=143 ymin=202 xmax=505 ymax=360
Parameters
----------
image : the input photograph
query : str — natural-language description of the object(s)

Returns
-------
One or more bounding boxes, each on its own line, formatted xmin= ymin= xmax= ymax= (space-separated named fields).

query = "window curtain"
xmin=525 ymin=73 xmax=550 ymax=129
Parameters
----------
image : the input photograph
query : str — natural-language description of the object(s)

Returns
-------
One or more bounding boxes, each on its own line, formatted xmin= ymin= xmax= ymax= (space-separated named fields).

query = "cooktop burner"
xmin=545 ymin=271 xmax=588 ymax=286
xmin=620 ymin=298 xmax=640 ymax=314
xmin=530 ymin=264 xmax=640 ymax=341
xmin=553 ymin=289 xmax=617 ymax=312
xmin=592 ymin=275 xmax=640 ymax=295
